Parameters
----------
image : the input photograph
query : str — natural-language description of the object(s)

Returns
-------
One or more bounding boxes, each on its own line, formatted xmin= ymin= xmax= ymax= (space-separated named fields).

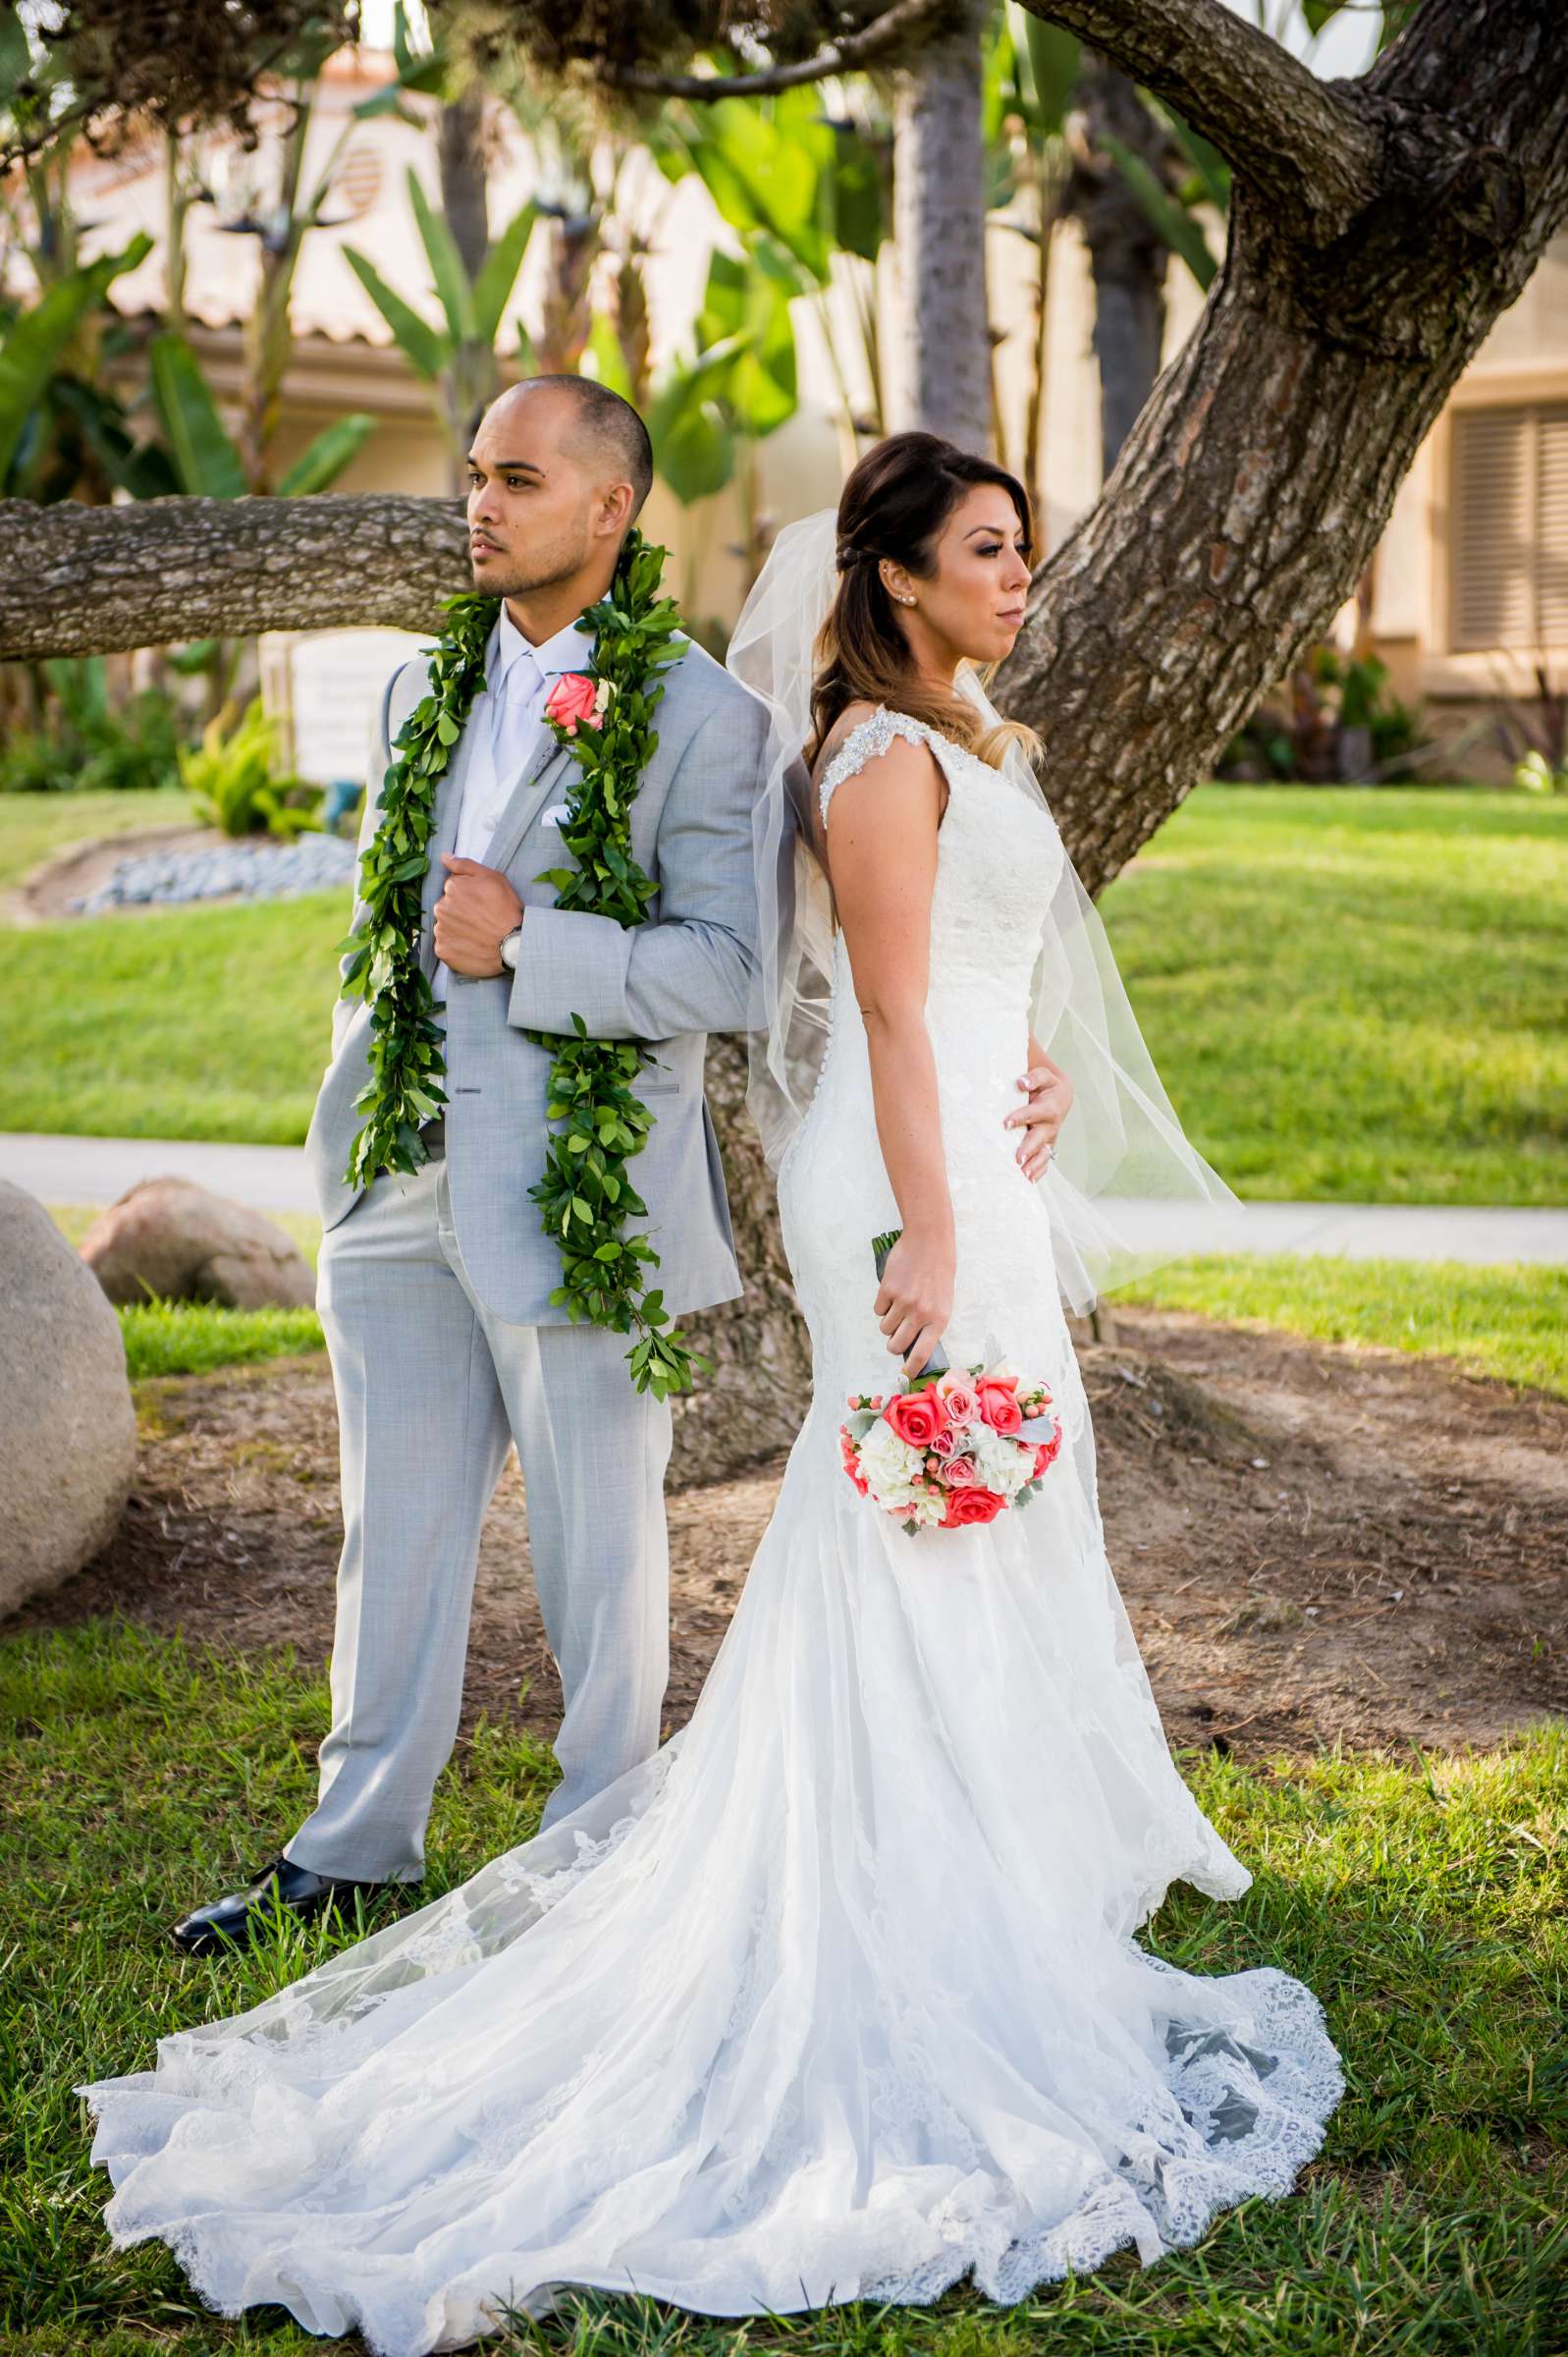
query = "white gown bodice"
xmin=780 ymin=704 xmax=1085 ymax=1426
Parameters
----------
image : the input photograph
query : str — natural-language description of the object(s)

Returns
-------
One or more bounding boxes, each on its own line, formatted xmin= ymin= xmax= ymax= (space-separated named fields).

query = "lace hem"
xmin=84 ymin=1958 xmax=1340 ymax=2355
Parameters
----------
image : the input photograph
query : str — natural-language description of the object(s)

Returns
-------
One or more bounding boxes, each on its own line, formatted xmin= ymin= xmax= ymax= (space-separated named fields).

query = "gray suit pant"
xmin=286 ymin=1142 xmax=673 ymax=1883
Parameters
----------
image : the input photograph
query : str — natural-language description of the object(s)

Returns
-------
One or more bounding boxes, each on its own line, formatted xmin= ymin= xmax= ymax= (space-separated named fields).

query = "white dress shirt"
xmin=433 ymin=606 xmax=597 ymax=1006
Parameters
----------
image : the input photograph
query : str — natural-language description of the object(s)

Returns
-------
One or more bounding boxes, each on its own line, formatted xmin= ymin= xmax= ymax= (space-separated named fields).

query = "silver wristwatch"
xmin=500 ymin=925 xmax=522 ymax=971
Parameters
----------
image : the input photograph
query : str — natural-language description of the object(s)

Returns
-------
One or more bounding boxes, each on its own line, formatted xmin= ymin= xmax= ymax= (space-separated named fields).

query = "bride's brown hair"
xmin=811 ymin=432 xmax=1041 ymax=772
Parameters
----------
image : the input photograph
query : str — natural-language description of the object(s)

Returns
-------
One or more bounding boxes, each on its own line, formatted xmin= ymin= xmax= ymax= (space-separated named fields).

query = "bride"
xmin=81 ymin=431 xmax=1341 ymax=2354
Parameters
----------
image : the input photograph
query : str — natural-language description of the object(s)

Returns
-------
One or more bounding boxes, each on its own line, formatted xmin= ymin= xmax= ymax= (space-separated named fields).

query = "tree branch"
xmin=0 ymin=494 xmax=469 ymax=660
xmin=605 ymin=0 xmax=948 ymax=101
xmin=1012 ymin=0 xmax=1381 ymax=246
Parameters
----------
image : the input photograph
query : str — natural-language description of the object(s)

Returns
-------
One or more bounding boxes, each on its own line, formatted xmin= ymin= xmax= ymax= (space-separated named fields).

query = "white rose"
xmin=857 ymin=1416 xmax=924 ymax=1505
xmin=898 ymin=1490 xmax=944 ymax=1529
xmin=971 ymin=1422 xmax=1030 ymax=1497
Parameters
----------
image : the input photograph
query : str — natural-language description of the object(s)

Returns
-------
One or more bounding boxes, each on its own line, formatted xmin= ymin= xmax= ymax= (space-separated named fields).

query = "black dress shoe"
xmin=171 ymin=1854 xmax=396 ymax=1956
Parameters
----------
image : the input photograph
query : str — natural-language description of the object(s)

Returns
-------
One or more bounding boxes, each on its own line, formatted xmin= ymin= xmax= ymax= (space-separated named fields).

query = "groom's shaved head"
xmin=465 ymin=378 xmax=654 ymax=618
xmin=477 ymin=378 xmax=652 ymax=518
xmin=533 ymin=376 xmax=653 ymax=516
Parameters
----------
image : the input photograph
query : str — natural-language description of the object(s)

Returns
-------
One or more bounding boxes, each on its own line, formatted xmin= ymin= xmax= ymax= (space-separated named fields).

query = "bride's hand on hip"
xmin=876 ymin=1228 xmax=954 ymax=1379
xmin=1004 ymin=1049 xmax=1074 ymax=1181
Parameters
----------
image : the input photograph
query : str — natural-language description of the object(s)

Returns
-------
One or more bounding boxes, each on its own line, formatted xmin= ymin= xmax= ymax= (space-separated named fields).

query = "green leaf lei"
xmin=340 ymin=528 xmax=708 ymax=1400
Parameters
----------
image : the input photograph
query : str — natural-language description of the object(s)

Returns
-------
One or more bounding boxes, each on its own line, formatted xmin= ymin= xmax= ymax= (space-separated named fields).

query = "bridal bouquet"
xmin=838 ymin=1364 xmax=1063 ymax=1534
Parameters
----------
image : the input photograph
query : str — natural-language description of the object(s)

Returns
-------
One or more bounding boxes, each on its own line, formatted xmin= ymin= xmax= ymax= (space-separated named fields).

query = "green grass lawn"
xmin=1117 ymin=1251 xmax=1568 ymax=1400
xmin=5 ymin=785 xmax=1566 ymax=1204
xmin=2 ymin=1621 xmax=1563 ymax=2354
xmin=7 ymin=893 xmax=340 ymax=1142
xmin=1098 ymin=785 xmax=1567 ymax=1205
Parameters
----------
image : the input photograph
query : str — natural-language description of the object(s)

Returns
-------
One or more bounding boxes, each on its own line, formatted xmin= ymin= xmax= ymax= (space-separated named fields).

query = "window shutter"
xmin=1538 ymin=406 xmax=1568 ymax=643
xmin=1452 ymin=410 xmax=1533 ymax=649
xmin=1451 ymin=403 xmax=1568 ymax=649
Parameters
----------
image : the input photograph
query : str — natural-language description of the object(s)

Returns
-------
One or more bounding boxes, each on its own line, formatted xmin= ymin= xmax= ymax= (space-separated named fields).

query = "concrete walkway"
xmin=4 ymin=1130 xmax=1565 ymax=1265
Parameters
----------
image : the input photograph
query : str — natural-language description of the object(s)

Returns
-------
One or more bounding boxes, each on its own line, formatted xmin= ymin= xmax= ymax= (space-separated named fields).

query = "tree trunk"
xmin=999 ymin=0 xmax=1568 ymax=893
xmin=439 ymin=90 xmax=498 ymax=491
xmin=0 ymin=494 xmax=469 ymax=654
xmin=1066 ymin=52 xmax=1177 ymax=479
xmin=891 ymin=0 xmax=993 ymax=452
xmin=535 ymin=209 xmax=601 ymax=378
xmin=437 ymin=88 xmax=489 ymax=282
xmin=669 ymin=1034 xmax=814 ymax=1483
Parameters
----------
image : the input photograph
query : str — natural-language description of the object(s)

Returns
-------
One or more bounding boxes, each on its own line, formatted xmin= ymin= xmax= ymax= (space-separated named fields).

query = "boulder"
xmin=80 ymin=1176 xmax=316 ymax=1311
xmin=0 ymin=1179 xmax=136 ymax=1615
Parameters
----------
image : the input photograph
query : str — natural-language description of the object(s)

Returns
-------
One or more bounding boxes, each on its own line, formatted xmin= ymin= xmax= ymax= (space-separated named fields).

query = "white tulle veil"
xmin=726 ymin=507 xmax=1242 ymax=1317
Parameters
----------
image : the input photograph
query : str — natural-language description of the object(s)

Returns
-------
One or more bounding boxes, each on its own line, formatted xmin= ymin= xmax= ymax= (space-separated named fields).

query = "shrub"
xmin=1219 ymin=643 xmax=1432 ymax=784
xmin=0 ymin=658 xmax=184 ymax=794
xmin=179 ymin=697 xmax=324 ymax=839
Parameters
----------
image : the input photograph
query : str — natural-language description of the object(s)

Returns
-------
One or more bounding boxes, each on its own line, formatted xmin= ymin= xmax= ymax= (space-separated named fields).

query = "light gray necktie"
xmin=489 ymin=638 xmax=541 ymax=788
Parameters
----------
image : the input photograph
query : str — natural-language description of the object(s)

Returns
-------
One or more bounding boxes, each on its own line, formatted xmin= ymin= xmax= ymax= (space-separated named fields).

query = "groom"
xmin=173 ymin=377 xmax=773 ymax=1952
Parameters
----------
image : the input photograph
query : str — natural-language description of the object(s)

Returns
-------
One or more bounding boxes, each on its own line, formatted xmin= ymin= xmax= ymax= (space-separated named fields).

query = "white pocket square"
xmin=541 ymin=804 xmax=570 ymax=830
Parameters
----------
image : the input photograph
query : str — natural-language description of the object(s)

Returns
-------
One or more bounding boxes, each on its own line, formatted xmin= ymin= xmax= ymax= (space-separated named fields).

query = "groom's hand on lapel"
xmin=434 ymin=855 xmax=524 ymax=977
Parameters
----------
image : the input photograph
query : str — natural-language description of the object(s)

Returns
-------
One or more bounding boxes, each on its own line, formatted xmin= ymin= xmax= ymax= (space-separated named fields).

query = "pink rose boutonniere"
xmin=544 ymin=671 xmax=612 ymax=738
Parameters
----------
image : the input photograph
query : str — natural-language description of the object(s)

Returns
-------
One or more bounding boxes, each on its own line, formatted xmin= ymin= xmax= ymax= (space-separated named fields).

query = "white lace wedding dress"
xmin=81 ymin=708 xmax=1342 ymax=2355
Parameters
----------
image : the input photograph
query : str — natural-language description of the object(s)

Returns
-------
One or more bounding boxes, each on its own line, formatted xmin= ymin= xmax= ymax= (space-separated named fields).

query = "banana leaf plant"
xmin=343 ymin=167 xmax=538 ymax=489
xmin=648 ymin=239 xmax=804 ymax=604
xmin=654 ymin=84 xmax=889 ymax=463
xmin=148 ymin=331 xmax=374 ymax=500
xmin=195 ymin=9 xmax=446 ymax=492
xmin=145 ymin=329 xmax=373 ymax=709
xmin=0 ymin=235 xmax=153 ymax=489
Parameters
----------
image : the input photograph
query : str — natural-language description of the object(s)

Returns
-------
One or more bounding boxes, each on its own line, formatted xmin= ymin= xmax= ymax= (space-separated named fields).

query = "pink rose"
xmin=1033 ymin=1429 xmax=1063 ymax=1478
xmin=977 ymin=1379 xmax=1023 ymax=1436
xmin=936 ymin=1453 xmax=982 ymax=1488
xmin=885 ymin=1389 xmax=948 ymax=1451
xmin=928 ymin=1426 xmax=959 ymax=1459
xmin=543 ymin=671 xmax=600 ymax=738
xmin=936 ymin=1374 xmax=979 ymax=1426
xmin=940 ymin=1486 xmax=1006 ymax=1528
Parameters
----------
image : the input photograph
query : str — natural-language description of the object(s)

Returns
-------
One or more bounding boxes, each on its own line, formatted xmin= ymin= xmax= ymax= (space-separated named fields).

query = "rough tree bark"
xmin=0 ymin=494 xmax=469 ymax=654
xmin=890 ymin=0 xmax=994 ymax=452
xmin=999 ymin=0 xmax=1568 ymax=890
xmin=4 ymin=0 xmax=1567 ymax=1467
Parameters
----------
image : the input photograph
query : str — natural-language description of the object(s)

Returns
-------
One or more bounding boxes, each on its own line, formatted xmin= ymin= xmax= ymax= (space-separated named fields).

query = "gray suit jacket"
xmin=304 ymin=624 xmax=772 ymax=1326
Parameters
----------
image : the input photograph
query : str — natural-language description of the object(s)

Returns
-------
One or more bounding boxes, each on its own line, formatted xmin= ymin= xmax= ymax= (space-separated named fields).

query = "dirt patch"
xmin=10 ymin=1309 xmax=1566 ymax=1762
xmin=15 ymin=1310 xmax=1565 ymax=1772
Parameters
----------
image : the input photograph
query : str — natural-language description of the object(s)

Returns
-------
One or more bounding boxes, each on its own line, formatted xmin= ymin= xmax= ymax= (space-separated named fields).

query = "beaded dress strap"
xmin=816 ymin=708 xmax=949 ymax=829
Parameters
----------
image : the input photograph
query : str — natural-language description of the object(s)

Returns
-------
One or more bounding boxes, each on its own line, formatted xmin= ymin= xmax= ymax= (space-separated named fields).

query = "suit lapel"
xmin=484 ymin=729 xmax=575 ymax=880
xmin=421 ymin=612 xmax=591 ymax=962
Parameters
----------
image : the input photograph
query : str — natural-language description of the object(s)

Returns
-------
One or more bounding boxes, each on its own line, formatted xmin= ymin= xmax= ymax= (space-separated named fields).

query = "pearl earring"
xmin=898 ymin=594 xmax=916 ymax=608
